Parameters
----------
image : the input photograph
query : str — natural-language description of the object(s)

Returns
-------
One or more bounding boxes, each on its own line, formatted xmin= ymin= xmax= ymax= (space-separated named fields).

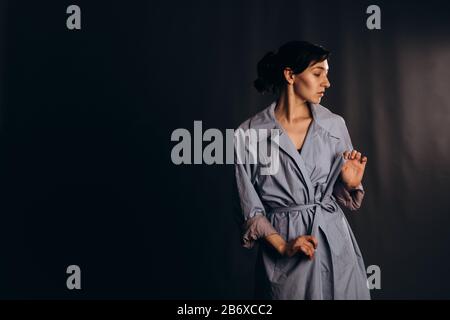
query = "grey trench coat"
xmin=234 ymin=101 xmax=370 ymax=300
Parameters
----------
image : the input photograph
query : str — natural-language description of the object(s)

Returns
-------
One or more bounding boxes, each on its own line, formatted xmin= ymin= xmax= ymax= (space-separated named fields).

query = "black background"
xmin=0 ymin=0 xmax=449 ymax=299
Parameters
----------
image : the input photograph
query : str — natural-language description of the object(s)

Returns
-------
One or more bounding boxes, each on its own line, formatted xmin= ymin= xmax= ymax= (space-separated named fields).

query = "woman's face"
xmin=292 ymin=59 xmax=331 ymax=104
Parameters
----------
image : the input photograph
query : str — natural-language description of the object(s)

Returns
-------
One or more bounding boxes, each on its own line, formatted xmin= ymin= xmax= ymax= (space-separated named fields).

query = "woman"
xmin=234 ymin=41 xmax=370 ymax=300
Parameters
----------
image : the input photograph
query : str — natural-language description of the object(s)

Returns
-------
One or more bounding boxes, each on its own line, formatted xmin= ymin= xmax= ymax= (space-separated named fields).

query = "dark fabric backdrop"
xmin=0 ymin=0 xmax=449 ymax=299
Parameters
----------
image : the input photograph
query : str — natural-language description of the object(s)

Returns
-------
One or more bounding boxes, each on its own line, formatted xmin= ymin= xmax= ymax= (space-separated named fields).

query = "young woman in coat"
xmin=234 ymin=41 xmax=370 ymax=300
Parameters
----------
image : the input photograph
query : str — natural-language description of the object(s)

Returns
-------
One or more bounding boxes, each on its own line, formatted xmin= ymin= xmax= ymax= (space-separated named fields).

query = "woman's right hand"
xmin=284 ymin=235 xmax=318 ymax=259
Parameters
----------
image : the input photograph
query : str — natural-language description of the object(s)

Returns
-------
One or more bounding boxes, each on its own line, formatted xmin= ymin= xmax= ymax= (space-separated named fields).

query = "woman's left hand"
xmin=340 ymin=150 xmax=368 ymax=190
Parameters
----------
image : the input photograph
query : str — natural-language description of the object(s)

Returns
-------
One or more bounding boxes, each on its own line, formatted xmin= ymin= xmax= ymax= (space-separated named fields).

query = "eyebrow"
xmin=312 ymin=66 xmax=329 ymax=71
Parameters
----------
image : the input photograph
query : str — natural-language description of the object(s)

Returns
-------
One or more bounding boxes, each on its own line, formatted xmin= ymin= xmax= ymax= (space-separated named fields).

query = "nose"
xmin=322 ymin=76 xmax=331 ymax=89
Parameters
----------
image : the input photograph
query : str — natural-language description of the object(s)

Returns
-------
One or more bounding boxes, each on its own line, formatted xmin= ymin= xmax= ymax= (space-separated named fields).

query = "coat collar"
xmin=251 ymin=101 xmax=341 ymax=142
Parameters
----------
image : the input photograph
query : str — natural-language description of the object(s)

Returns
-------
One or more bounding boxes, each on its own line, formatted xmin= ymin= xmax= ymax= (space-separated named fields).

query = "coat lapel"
xmin=256 ymin=101 xmax=344 ymax=203
xmin=266 ymin=102 xmax=315 ymax=201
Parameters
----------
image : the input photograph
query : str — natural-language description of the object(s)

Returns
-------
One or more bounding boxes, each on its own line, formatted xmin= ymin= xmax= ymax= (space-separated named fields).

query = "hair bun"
xmin=253 ymin=51 xmax=279 ymax=93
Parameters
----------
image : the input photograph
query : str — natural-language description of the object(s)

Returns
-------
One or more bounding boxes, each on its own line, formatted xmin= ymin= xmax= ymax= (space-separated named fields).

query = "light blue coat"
xmin=234 ymin=101 xmax=370 ymax=300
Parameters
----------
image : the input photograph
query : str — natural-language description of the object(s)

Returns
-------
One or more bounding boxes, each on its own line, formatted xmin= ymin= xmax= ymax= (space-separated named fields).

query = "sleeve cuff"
xmin=333 ymin=182 xmax=365 ymax=211
xmin=242 ymin=214 xmax=277 ymax=249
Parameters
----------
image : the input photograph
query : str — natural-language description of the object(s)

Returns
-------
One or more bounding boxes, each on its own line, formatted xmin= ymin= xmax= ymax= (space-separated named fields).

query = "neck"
xmin=275 ymin=87 xmax=311 ymax=123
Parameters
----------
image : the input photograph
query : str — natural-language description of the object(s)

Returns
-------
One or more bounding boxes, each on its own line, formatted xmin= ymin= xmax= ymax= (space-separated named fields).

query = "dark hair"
xmin=254 ymin=41 xmax=330 ymax=94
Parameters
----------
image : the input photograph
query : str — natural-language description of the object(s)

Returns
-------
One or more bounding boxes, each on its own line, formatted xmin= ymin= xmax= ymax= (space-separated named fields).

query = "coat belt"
xmin=267 ymin=197 xmax=338 ymax=215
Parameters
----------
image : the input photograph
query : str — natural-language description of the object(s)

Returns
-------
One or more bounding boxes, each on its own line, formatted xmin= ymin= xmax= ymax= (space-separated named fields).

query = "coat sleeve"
xmin=233 ymin=125 xmax=277 ymax=249
xmin=332 ymin=116 xmax=365 ymax=211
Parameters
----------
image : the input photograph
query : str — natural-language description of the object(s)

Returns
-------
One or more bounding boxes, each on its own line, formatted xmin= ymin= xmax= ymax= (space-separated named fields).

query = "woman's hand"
xmin=285 ymin=235 xmax=318 ymax=259
xmin=340 ymin=150 xmax=368 ymax=190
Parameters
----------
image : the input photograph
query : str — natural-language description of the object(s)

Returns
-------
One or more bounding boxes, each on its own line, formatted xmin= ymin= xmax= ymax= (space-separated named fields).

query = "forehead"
xmin=309 ymin=60 xmax=329 ymax=70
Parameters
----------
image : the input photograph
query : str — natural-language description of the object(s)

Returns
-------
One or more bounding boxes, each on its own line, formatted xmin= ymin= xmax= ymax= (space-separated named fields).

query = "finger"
xmin=343 ymin=151 xmax=349 ymax=160
xmin=299 ymin=240 xmax=314 ymax=253
xmin=297 ymin=241 xmax=313 ymax=253
xmin=305 ymin=243 xmax=315 ymax=258
xmin=308 ymin=247 xmax=315 ymax=260
xmin=300 ymin=246 xmax=310 ymax=257
xmin=351 ymin=150 xmax=357 ymax=159
xmin=361 ymin=156 xmax=368 ymax=163
xmin=303 ymin=242 xmax=315 ymax=254
xmin=355 ymin=152 xmax=362 ymax=161
xmin=306 ymin=236 xmax=318 ymax=249
xmin=301 ymin=245 xmax=313 ymax=259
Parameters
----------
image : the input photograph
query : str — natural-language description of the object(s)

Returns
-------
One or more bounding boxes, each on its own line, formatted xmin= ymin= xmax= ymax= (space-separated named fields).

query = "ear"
xmin=283 ymin=67 xmax=295 ymax=85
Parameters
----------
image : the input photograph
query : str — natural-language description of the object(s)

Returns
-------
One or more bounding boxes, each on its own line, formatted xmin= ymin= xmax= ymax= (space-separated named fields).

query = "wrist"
xmin=341 ymin=178 xmax=359 ymax=191
xmin=345 ymin=182 xmax=360 ymax=191
xmin=265 ymin=233 xmax=288 ymax=257
xmin=277 ymin=242 xmax=287 ymax=256
xmin=344 ymin=183 xmax=356 ymax=191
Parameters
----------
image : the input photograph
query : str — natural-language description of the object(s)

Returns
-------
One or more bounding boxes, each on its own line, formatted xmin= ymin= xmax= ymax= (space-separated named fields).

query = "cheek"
xmin=295 ymin=78 xmax=315 ymax=96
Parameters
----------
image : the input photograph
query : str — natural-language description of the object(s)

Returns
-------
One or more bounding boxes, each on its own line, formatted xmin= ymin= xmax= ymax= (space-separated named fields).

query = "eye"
xmin=313 ymin=73 xmax=321 ymax=77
